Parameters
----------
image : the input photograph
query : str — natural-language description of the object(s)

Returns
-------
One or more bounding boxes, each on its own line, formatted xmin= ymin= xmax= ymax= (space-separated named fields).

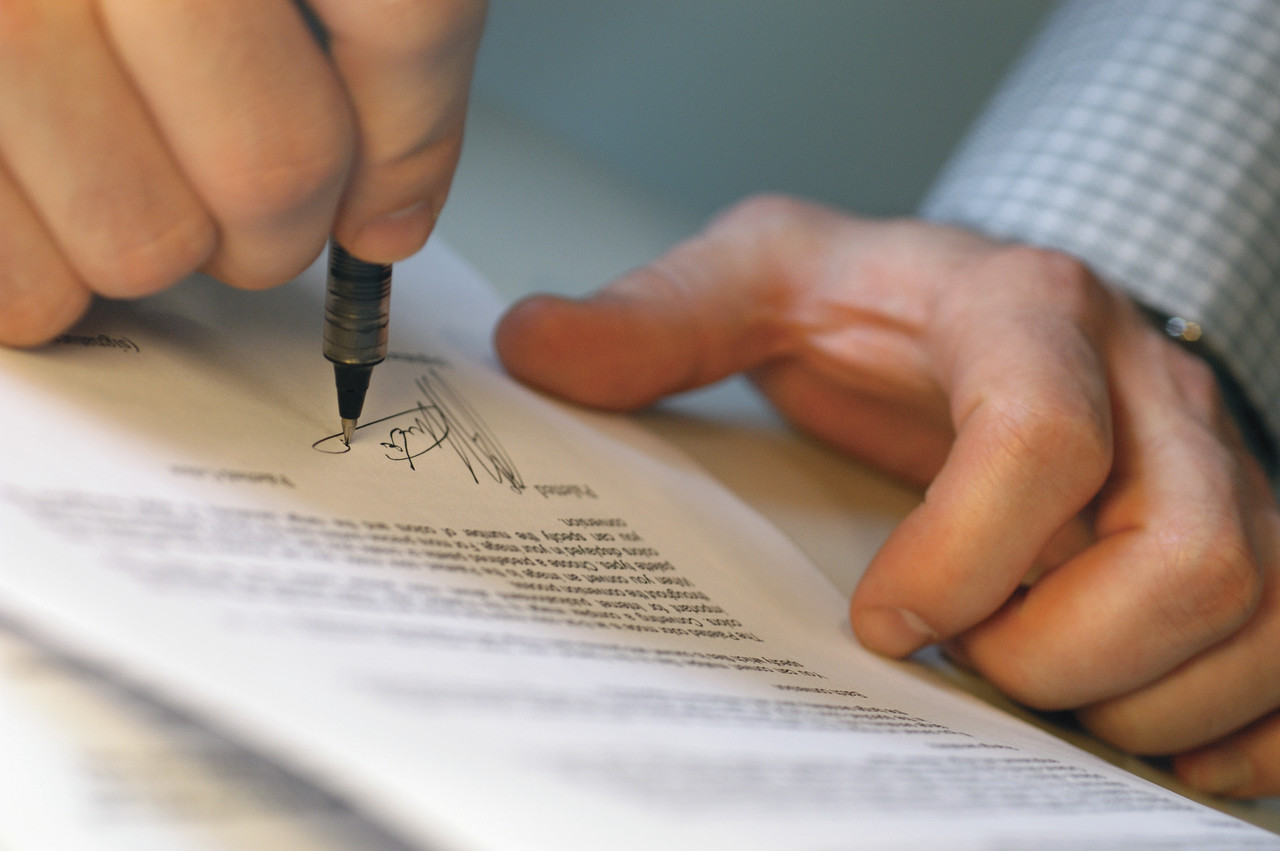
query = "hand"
xmin=0 ymin=0 xmax=486 ymax=345
xmin=494 ymin=195 xmax=1280 ymax=797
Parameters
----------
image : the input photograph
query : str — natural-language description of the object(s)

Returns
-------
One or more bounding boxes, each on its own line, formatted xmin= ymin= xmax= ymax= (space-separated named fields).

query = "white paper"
xmin=0 ymin=626 xmax=412 ymax=851
xmin=0 ymin=240 xmax=1274 ymax=850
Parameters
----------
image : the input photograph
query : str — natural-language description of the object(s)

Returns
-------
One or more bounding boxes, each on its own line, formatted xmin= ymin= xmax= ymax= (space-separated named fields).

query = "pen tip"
xmin=342 ymin=418 xmax=357 ymax=445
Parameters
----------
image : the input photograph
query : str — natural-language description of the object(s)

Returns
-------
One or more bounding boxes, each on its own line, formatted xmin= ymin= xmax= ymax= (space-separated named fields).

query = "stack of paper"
xmin=0 ymin=241 xmax=1274 ymax=850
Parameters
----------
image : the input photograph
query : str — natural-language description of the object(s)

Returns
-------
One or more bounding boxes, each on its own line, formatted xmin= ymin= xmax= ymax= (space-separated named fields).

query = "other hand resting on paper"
xmin=0 ymin=0 xmax=485 ymax=346
xmin=494 ymin=195 xmax=1280 ymax=799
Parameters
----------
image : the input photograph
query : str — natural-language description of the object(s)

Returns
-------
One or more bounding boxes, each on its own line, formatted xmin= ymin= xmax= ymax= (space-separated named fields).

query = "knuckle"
xmin=85 ymin=210 xmax=216 ymax=296
xmin=986 ymin=245 xmax=1096 ymax=304
xmin=212 ymin=124 xmax=352 ymax=224
xmin=973 ymin=245 xmax=1112 ymax=334
xmin=202 ymin=227 xmax=328 ymax=292
xmin=1152 ymin=519 xmax=1262 ymax=636
xmin=983 ymin=391 xmax=1112 ymax=492
xmin=361 ymin=122 xmax=463 ymax=185
xmin=205 ymin=71 xmax=354 ymax=225
xmin=708 ymin=193 xmax=810 ymax=233
xmin=700 ymin=194 xmax=840 ymax=288
xmin=229 ymin=246 xmax=326 ymax=292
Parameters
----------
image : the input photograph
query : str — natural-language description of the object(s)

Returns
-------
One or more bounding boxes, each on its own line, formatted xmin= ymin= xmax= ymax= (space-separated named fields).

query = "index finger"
xmin=306 ymin=0 xmax=487 ymax=261
xmin=849 ymin=248 xmax=1115 ymax=656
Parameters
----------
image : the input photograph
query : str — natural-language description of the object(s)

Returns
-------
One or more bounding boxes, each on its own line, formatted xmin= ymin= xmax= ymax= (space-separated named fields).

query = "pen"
xmin=323 ymin=240 xmax=391 ymax=445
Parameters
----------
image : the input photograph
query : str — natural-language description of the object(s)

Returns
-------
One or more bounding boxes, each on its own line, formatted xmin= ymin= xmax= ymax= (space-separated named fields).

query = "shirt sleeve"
xmin=920 ymin=0 xmax=1280 ymax=458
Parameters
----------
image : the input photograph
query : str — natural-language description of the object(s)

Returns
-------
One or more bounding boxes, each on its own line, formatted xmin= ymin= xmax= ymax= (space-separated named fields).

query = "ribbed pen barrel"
xmin=323 ymin=240 xmax=392 ymax=428
xmin=323 ymin=240 xmax=391 ymax=367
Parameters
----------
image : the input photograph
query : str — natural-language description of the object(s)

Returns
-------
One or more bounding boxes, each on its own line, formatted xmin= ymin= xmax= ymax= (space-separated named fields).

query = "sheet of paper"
xmin=0 ymin=625 xmax=412 ymax=851
xmin=0 ymin=240 xmax=1275 ymax=850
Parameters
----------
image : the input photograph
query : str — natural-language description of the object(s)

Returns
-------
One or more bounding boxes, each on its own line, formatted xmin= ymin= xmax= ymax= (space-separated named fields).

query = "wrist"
xmin=1139 ymin=305 xmax=1278 ymax=478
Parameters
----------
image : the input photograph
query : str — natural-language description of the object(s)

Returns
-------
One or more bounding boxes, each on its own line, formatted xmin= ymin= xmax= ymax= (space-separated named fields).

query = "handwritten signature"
xmin=312 ymin=367 xmax=525 ymax=493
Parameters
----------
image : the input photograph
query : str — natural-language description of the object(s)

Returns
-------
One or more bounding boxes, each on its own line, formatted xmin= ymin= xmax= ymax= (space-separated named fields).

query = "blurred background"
xmin=440 ymin=1 xmax=1058 ymax=298
xmin=469 ymin=1 xmax=1056 ymax=219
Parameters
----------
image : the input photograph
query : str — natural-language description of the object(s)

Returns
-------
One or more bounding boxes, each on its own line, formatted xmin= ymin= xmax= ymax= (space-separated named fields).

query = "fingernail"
xmin=375 ymin=200 xmax=430 ymax=224
xmin=352 ymin=202 xmax=434 ymax=258
xmin=1184 ymin=748 xmax=1254 ymax=796
xmin=855 ymin=606 xmax=938 ymax=657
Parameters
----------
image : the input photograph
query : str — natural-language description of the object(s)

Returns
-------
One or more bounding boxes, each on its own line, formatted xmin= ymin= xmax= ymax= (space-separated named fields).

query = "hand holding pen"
xmin=0 ymin=0 xmax=486 ymax=348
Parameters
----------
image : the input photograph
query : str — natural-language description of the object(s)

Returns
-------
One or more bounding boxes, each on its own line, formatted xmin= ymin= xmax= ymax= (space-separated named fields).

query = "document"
xmin=0 ymin=240 xmax=1275 ymax=850
xmin=0 ymin=627 xmax=412 ymax=851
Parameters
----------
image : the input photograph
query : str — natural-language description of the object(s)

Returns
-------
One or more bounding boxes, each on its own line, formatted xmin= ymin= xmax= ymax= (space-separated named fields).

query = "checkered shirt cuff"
xmin=920 ymin=0 xmax=1280 ymax=462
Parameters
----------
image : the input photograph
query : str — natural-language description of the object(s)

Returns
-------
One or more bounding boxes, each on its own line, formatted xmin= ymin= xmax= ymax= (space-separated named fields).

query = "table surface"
xmin=436 ymin=100 xmax=1280 ymax=835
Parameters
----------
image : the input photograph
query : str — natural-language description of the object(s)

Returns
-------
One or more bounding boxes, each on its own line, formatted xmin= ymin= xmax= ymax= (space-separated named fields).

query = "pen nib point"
xmin=342 ymin=418 xmax=357 ymax=445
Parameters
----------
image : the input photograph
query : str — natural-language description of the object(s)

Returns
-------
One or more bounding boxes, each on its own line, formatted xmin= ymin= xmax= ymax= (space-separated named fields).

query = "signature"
xmin=313 ymin=367 xmax=525 ymax=493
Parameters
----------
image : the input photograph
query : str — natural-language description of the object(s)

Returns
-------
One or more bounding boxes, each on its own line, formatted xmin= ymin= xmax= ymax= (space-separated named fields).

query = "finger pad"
xmin=495 ymin=296 xmax=658 ymax=409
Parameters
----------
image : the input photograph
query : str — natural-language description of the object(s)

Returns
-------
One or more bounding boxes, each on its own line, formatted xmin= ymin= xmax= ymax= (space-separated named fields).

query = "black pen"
xmin=323 ymin=240 xmax=391 ymax=445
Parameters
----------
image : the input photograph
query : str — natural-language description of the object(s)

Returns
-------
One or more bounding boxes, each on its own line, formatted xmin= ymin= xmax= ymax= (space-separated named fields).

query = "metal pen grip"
xmin=323 ymin=241 xmax=391 ymax=366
